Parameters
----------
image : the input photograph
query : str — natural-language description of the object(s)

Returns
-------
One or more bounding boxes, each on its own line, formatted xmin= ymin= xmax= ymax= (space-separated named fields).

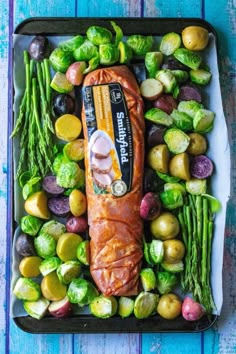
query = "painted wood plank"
xmin=77 ymin=0 xmax=142 ymax=17
xmin=144 ymin=0 xmax=202 ymax=17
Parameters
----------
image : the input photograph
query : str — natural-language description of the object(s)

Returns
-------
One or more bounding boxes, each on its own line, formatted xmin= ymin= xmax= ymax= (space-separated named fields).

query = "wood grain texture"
xmin=1 ymin=0 xmax=235 ymax=353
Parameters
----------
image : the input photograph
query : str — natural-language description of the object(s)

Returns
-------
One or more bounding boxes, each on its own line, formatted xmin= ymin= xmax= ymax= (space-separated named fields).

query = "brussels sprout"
xmin=87 ymin=26 xmax=112 ymax=45
xmin=140 ymin=268 xmax=157 ymax=291
xmin=67 ymin=278 xmax=98 ymax=305
xmin=143 ymin=240 xmax=154 ymax=265
xmin=73 ymin=39 xmax=98 ymax=61
xmin=149 ymin=239 xmax=164 ymax=264
xmin=50 ymin=72 xmax=74 ymax=94
xmin=156 ymin=271 xmax=178 ymax=294
xmin=161 ymin=260 xmax=184 ymax=273
xmin=57 ymin=260 xmax=81 ymax=285
xmin=23 ymin=297 xmax=50 ymax=320
xmin=49 ymin=47 xmax=74 ymax=73
xmin=174 ymin=48 xmax=202 ymax=70
xmin=58 ymin=35 xmax=84 ymax=52
xmin=171 ymin=109 xmax=193 ymax=131
xmin=160 ymin=189 xmax=184 ymax=210
xmin=56 ymin=162 xmax=82 ymax=188
xmin=160 ymin=32 xmax=181 ymax=56
xmin=39 ymin=256 xmax=62 ymax=276
xmin=13 ymin=277 xmax=41 ymax=301
xmin=155 ymin=69 xmax=177 ymax=93
xmin=99 ymin=43 xmax=119 ymax=65
xmin=77 ymin=240 xmax=90 ymax=265
xmin=193 ymin=109 xmax=215 ymax=133
xmin=20 ymin=215 xmax=43 ymax=236
xmin=190 ymin=68 xmax=212 ymax=85
xmin=127 ymin=35 xmax=153 ymax=56
xmin=171 ymin=70 xmax=189 ymax=83
xmin=39 ymin=220 xmax=66 ymax=241
xmin=34 ymin=233 xmax=57 ymax=259
xmin=145 ymin=52 xmax=163 ymax=78
xmin=83 ymin=55 xmax=100 ymax=74
xmin=63 ymin=139 xmax=84 ymax=162
xmin=156 ymin=171 xmax=180 ymax=183
xmin=118 ymin=41 xmax=133 ymax=64
xmin=186 ymin=178 xmax=207 ymax=195
xmin=118 ymin=297 xmax=134 ymax=318
xmin=53 ymin=152 xmax=70 ymax=175
xmin=144 ymin=108 xmax=173 ymax=127
xmin=78 ymin=283 xmax=99 ymax=307
xmin=90 ymin=295 xmax=118 ymax=318
xmin=22 ymin=175 xmax=41 ymax=200
xmin=111 ymin=21 xmax=123 ymax=46
xmin=202 ymin=194 xmax=222 ymax=213
xmin=164 ymin=128 xmax=190 ymax=154
xmin=177 ymin=100 xmax=203 ymax=119
xmin=134 ymin=291 xmax=159 ymax=319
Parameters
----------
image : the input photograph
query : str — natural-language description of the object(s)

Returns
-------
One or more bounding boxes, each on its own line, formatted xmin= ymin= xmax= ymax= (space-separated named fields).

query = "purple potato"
xmin=143 ymin=168 xmax=160 ymax=194
xmin=48 ymin=196 xmax=70 ymax=216
xmin=140 ymin=192 xmax=162 ymax=220
xmin=162 ymin=57 xmax=189 ymax=71
xmin=66 ymin=215 xmax=88 ymax=234
xmin=190 ymin=155 xmax=214 ymax=179
xmin=15 ymin=233 xmax=36 ymax=257
xmin=28 ymin=36 xmax=49 ymax=61
xmin=42 ymin=175 xmax=65 ymax=195
xmin=53 ymin=94 xmax=75 ymax=117
xmin=178 ymin=84 xmax=202 ymax=103
xmin=147 ymin=124 xmax=166 ymax=148
xmin=153 ymin=94 xmax=178 ymax=115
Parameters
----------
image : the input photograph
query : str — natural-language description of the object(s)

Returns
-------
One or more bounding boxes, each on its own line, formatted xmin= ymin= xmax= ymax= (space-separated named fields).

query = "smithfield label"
xmin=82 ymin=83 xmax=133 ymax=196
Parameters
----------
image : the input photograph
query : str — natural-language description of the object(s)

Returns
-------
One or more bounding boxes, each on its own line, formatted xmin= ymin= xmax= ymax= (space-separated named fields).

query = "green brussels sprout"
xmin=118 ymin=296 xmax=134 ymax=318
xmin=67 ymin=278 xmax=98 ymax=305
xmin=140 ymin=268 xmax=156 ymax=291
xmin=99 ymin=43 xmax=119 ymax=65
xmin=53 ymin=152 xmax=70 ymax=175
xmin=186 ymin=178 xmax=207 ymax=195
xmin=49 ymin=47 xmax=74 ymax=73
xmin=90 ymin=295 xmax=118 ymax=318
xmin=156 ymin=171 xmax=180 ymax=183
xmin=13 ymin=277 xmax=41 ymax=301
xmin=143 ymin=240 xmax=154 ymax=265
xmin=174 ymin=48 xmax=202 ymax=70
xmin=171 ymin=70 xmax=189 ymax=83
xmin=23 ymin=297 xmax=50 ymax=320
xmin=58 ymin=35 xmax=84 ymax=52
xmin=161 ymin=260 xmax=184 ymax=273
xmin=160 ymin=189 xmax=184 ymax=209
xmin=202 ymin=194 xmax=222 ymax=213
xmin=160 ymin=32 xmax=181 ymax=56
xmin=73 ymin=39 xmax=98 ymax=61
xmin=87 ymin=26 xmax=112 ymax=45
xmin=156 ymin=271 xmax=178 ymax=294
xmin=193 ymin=109 xmax=215 ymax=133
xmin=149 ymin=239 xmax=164 ymax=264
xmin=171 ymin=109 xmax=193 ymax=131
xmin=39 ymin=220 xmax=66 ymax=241
xmin=144 ymin=108 xmax=173 ymax=127
xmin=155 ymin=69 xmax=177 ymax=94
xmin=134 ymin=291 xmax=159 ymax=319
xmin=177 ymin=100 xmax=203 ymax=119
xmin=57 ymin=260 xmax=81 ymax=285
xmin=39 ymin=256 xmax=62 ymax=276
xmin=145 ymin=51 xmax=163 ymax=78
xmin=111 ymin=21 xmax=123 ymax=46
xmin=164 ymin=182 xmax=186 ymax=194
xmin=76 ymin=240 xmax=90 ymax=265
xmin=22 ymin=175 xmax=41 ymax=200
xmin=20 ymin=215 xmax=43 ymax=236
xmin=56 ymin=161 xmax=82 ymax=188
xmin=164 ymin=128 xmax=190 ymax=154
xmin=118 ymin=41 xmax=133 ymax=64
xmin=34 ymin=233 xmax=57 ymax=259
xmin=77 ymin=283 xmax=99 ymax=307
xmin=127 ymin=35 xmax=153 ymax=56
xmin=190 ymin=68 xmax=212 ymax=85
xmin=83 ymin=55 xmax=100 ymax=74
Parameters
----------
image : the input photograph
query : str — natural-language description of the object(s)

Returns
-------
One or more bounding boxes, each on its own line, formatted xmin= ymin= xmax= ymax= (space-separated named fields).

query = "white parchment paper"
xmin=11 ymin=33 xmax=230 ymax=318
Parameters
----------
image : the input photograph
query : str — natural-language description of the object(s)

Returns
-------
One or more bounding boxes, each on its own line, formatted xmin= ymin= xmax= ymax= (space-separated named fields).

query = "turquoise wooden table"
xmin=1 ymin=0 xmax=235 ymax=353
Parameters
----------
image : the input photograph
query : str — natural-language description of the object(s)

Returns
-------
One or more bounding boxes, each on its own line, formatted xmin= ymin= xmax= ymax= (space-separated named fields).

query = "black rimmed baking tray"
xmin=9 ymin=17 xmax=223 ymax=333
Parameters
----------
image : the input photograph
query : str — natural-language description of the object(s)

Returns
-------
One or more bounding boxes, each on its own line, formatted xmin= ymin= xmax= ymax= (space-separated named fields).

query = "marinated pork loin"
xmin=82 ymin=65 xmax=145 ymax=296
xmin=91 ymin=155 xmax=113 ymax=174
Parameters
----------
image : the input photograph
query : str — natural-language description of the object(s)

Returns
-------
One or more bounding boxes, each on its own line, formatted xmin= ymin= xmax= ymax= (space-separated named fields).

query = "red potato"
xmin=182 ymin=297 xmax=206 ymax=321
xmin=140 ymin=78 xmax=163 ymax=101
xmin=48 ymin=296 xmax=73 ymax=318
xmin=66 ymin=61 xmax=87 ymax=86
xmin=153 ymin=94 xmax=178 ymax=114
xmin=140 ymin=192 xmax=162 ymax=220
xmin=66 ymin=215 xmax=88 ymax=233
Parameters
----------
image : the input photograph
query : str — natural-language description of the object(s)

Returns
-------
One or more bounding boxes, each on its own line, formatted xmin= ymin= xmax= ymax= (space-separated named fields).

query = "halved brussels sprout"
xmin=161 ymin=260 xmax=184 ymax=273
xmin=118 ymin=41 xmax=133 ymax=64
xmin=171 ymin=70 xmax=189 ymax=83
xmin=156 ymin=271 xmax=178 ymax=294
xmin=186 ymin=178 xmax=207 ymax=195
xmin=39 ymin=257 xmax=62 ymax=276
xmin=145 ymin=51 xmax=163 ymax=78
xmin=13 ymin=277 xmax=41 ymax=301
xmin=171 ymin=109 xmax=193 ymax=131
xmin=127 ymin=35 xmax=153 ymax=56
xmin=23 ymin=297 xmax=50 ymax=320
xmin=149 ymin=239 xmax=164 ymax=264
xmin=39 ymin=220 xmax=66 ymax=241
xmin=86 ymin=26 xmax=112 ymax=45
xmin=49 ymin=47 xmax=74 ymax=73
xmin=193 ymin=109 xmax=215 ymax=133
xmin=34 ymin=233 xmax=57 ymax=259
xmin=160 ymin=189 xmax=184 ymax=209
xmin=73 ymin=39 xmax=98 ymax=61
xmin=164 ymin=128 xmax=190 ymax=154
xmin=177 ymin=100 xmax=203 ymax=119
xmin=99 ymin=43 xmax=119 ymax=65
xmin=90 ymin=295 xmax=118 ymax=318
xmin=145 ymin=108 xmax=173 ymax=127
xmin=140 ymin=268 xmax=157 ymax=291
xmin=57 ymin=260 xmax=81 ymax=285
xmin=190 ymin=68 xmax=212 ymax=85
xmin=20 ymin=215 xmax=43 ymax=236
xmin=56 ymin=162 xmax=82 ymax=189
xmin=118 ymin=297 xmax=134 ymax=318
xmin=174 ymin=48 xmax=202 ymax=70
xmin=160 ymin=32 xmax=181 ymax=56
xmin=134 ymin=291 xmax=159 ymax=319
xmin=155 ymin=69 xmax=177 ymax=94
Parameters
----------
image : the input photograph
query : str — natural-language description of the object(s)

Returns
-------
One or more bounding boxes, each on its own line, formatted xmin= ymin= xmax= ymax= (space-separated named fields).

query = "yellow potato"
xmin=56 ymin=232 xmax=83 ymax=262
xmin=41 ymin=271 xmax=67 ymax=301
xmin=169 ymin=152 xmax=190 ymax=181
xmin=69 ymin=189 xmax=87 ymax=217
xmin=182 ymin=26 xmax=209 ymax=51
xmin=55 ymin=114 xmax=82 ymax=142
xmin=147 ymin=144 xmax=170 ymax=173
xmin=163 ymin=239 xmax=185 ymax=263
xmin=19 ymin=256 xmax=42 ymax=277
xmin=24 ymin=191 xmax=50 ymax=220
xmin=150 ymin=212 xmax=180 ymax=240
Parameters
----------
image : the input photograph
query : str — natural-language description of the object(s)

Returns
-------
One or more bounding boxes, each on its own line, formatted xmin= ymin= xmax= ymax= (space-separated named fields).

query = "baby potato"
xmin=157 ymin=293 xmax=182 ymax=319
xmin=187 ymin=132 xmax=207 ymax=155
xmin=69 ymin=189 xmax=87 ymax=217
xmin=182 ymin=26 xmax=209 ymax=51
xmin=163 ymin=239 xmax=185 ymax=263
xmin=147 ymin=144 xmax=170 ymax=173
xmin=24 ymin=191 xmax=50 ymax=220
xmin=150 ymin=212 xmax=180 ymax=240
xmin=169 ymin=152 xmax=190 ymax=181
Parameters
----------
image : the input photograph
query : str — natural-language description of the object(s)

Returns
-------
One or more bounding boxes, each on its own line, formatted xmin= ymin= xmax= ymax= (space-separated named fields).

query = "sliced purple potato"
xmin=42 ymin=175 xmax=65 ymax=195
xmin=48 ymin=196 xmax=70 ymax=216
xmin=190 ymin=155 xmax=214 ymax=179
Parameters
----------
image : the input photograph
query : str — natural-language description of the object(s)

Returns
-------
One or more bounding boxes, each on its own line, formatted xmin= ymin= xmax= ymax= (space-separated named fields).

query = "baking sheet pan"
xmin=9 ymin=17 xmax=228 ymax=333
